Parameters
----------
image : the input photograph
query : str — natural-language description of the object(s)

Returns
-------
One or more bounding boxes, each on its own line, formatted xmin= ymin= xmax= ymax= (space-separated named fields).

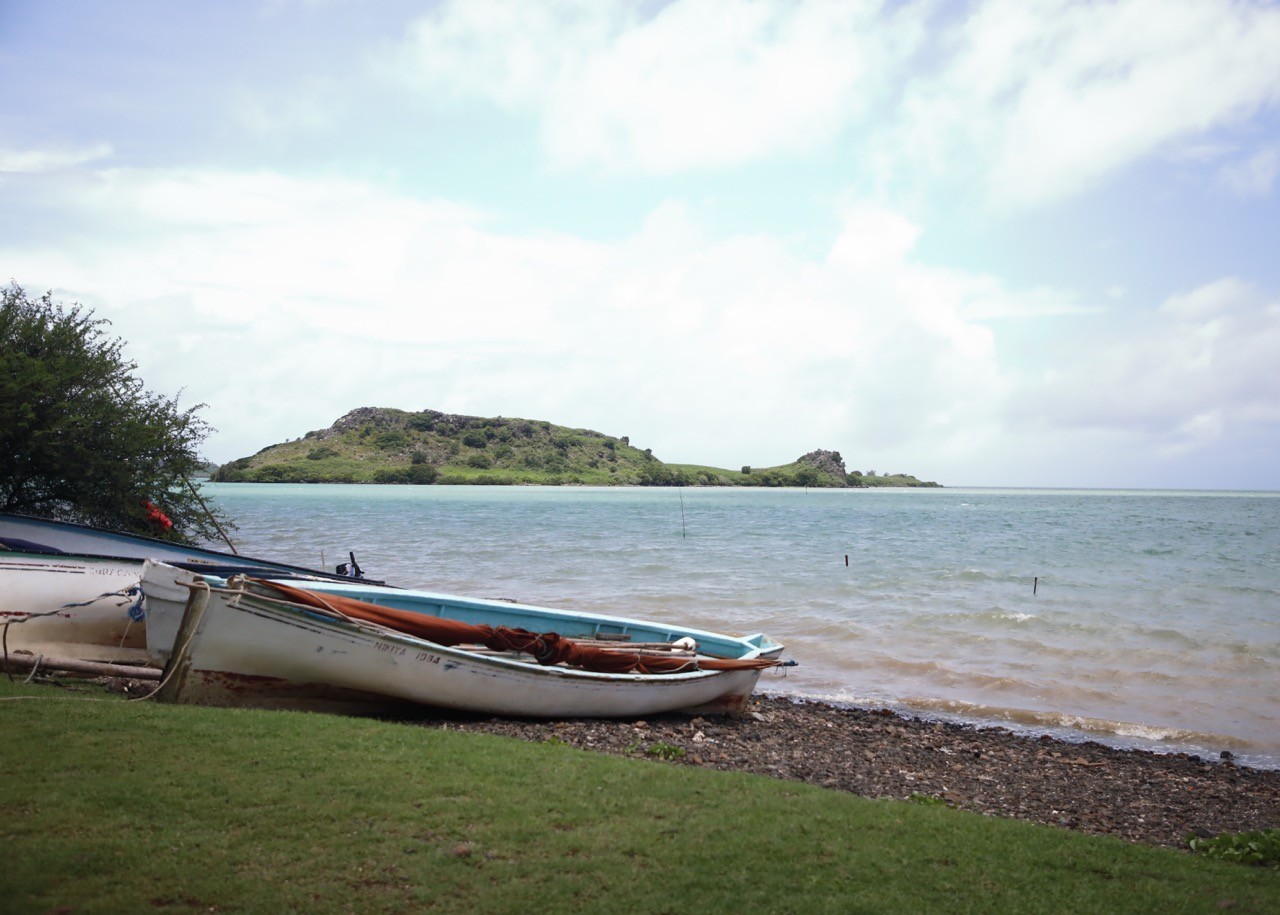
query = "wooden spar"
xmin=457 ymin=644 xmax=697 ymax=660
xmin=155 ymin=582 xmax=211 ymax=703
xmin=2 ymin=653 xmax=162 ymax=680
xmin=185 ymin=478 xmax=240 ymax=557
xmin=570 ymin=639 xmax=698 ymax=651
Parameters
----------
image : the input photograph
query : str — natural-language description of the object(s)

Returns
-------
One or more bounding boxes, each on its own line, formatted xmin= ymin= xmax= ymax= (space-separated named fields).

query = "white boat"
xmin=141 ymin=561 xmax=788 ymax=718
xmin=0 ymin=538 xmax=375 ymax=667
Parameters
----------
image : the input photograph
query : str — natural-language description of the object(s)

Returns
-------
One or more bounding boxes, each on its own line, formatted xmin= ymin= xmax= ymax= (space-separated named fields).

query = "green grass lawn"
xmin=2 ymin=677 xmax=1276 ymax=914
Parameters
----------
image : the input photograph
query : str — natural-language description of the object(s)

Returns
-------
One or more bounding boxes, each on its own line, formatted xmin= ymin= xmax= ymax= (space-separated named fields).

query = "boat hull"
xmin=0 ymin=553 xmax=148 ymax=664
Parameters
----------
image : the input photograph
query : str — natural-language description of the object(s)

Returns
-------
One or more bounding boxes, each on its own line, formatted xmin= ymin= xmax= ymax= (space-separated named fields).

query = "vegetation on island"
xmin=211 ymin=406 xmax=941 ymax=488
xmin=0 ymin=282 xmax=232 ymax=542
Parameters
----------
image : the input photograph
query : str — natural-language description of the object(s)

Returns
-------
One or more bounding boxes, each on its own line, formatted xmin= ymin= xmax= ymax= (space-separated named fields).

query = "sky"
xmin=2 ymin=0 xmax=1279 ymax=489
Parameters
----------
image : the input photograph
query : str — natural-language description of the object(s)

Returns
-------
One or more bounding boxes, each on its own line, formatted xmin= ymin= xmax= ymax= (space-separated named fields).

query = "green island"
xmin=211 ymin=407 xmax=941 ymax=487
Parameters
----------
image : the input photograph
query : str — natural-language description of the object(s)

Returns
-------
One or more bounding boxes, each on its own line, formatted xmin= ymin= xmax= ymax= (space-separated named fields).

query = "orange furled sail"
xmin=249 ymin=579 xmax=781 ymax=675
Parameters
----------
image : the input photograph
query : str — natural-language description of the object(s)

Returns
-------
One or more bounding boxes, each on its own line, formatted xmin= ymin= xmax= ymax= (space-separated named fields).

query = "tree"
xmin=1 ymin=281 xmax=231 ymax=543
xmin=794 ymin=467 xmax=821 ymax=488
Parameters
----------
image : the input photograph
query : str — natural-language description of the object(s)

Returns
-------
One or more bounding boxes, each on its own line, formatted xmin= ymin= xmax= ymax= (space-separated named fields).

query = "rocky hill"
xmin=211 ymin=407 xmax=940 ymax=488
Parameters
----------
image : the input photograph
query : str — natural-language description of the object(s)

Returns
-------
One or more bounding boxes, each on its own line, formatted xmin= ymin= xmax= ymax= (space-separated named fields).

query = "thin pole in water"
xmin=185 ymin=478 xmax=238 ymax=554
xmin=679 ymin=490 xmax=686 ymax=539
xmin=1034 ymin=576 xmax=1039 ymax=595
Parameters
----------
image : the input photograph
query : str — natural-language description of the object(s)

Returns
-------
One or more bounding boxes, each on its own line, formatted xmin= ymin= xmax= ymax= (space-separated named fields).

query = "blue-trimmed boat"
xmin=142 ymin=562 xmax=788 ymax=718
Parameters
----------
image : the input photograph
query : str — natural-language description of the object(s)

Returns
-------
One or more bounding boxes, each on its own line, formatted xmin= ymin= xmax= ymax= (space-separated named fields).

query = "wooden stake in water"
xmin=679 ymin=490 xmax=686 ymax=539
xmin=1034 ymin=576 xmax=1039 ymax=595
xmin=186 ymin=478 xmax=238 ymax=554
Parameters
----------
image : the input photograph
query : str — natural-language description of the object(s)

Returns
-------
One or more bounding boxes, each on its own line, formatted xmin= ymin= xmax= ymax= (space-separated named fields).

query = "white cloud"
xmin=1009 ymin=278 xmax=1280 ymax=458
xmin=0 ymin=143 xmax=113 ymax=173
xmin=230 ymin=79 xmax=342 ymax=138
xmin=1219 ymin=144 xmax=1280 ymax=197
xmin=2 ymin=165 xmax=1017 ymax=471
xmin=542 ymin=0 xmax=898 ymax=172
xmin=388 ymin=0 xmax=1280 ymax=207
xmin=392 ymin=0 xmax=920 ymax=173
xmin=892 ymin=0 xmax=1280 ymax=210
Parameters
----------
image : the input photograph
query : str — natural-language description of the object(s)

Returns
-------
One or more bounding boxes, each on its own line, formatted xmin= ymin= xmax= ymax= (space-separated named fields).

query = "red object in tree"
xmin=142 ymin=500 xmax=173 ymax=531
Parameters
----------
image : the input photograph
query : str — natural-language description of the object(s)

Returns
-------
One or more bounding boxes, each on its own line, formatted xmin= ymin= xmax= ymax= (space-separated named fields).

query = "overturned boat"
xmin=142 ymin=562 xmax=788 ymax=718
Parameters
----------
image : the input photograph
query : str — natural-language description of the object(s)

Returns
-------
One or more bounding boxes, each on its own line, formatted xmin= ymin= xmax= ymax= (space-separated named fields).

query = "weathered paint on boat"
xmin=142 ymin=562 xmax=785 ymax=718
xmin=0 ymin=552 xmax=149 ymax=664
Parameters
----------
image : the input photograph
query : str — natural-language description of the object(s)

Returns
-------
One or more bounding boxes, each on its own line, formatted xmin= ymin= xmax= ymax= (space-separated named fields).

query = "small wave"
xmin=1135 ymin=627 xmax=1200 ymax=650
xmin=899 ymin=607 xmax=1044 ymax=631
xmin=853 ymin=652 xmax=1042 ymax=694
xmin=948 ymin=568 xmax=1000 ymax=581
xmin=907 ymin=698 xmax=1259 ymax=754
xmin=1048 ymin=714 xmax=1248 ymax=748
xmin=994 ymin=611 xmax=1035 ymax=623
xmin=766 ymin=688 xmax=1277 ymax=767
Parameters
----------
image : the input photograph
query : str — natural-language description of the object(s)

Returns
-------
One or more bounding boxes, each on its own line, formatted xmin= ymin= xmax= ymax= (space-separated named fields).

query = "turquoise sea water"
xmin=198 ymin=484 xmax=1280 ymax=768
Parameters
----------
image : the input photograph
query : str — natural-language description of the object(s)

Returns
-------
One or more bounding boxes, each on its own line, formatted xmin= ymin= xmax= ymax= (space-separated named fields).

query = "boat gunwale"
xmin=247 ymin=578 xmax=784 ymax=657
xmin=200 ymin=578 xmax=773 ymax=683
